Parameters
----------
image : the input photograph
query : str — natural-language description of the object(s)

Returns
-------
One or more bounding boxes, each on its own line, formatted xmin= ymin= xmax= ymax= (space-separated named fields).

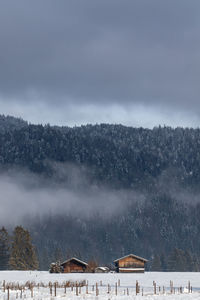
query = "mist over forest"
xmin=1 ymin=115 xmax=200 ymax=270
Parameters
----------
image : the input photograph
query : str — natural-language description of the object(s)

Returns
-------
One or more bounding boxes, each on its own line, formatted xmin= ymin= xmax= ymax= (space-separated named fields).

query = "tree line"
xmin=151 ymin=248 xmax=200 ymax=272
xmin=1 ymin=224 xmax=200 ymax=272
xmin=28 ymin=194 xmax=200 ymax=271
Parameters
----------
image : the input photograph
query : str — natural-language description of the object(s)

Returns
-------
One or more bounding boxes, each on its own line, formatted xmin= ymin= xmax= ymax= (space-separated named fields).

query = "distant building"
xmin=114 ymin=254 xmax=148 ymax=273
xmin=95 ymin=266 xmax=110 ymax=273
xmin=60 ymin=257 xmax=88 ymax=273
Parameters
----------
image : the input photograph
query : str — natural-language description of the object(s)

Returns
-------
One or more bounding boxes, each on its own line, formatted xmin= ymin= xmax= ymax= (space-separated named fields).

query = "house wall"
xmin=62 ymin=261 xmax=86 ymax=273
xmin=118 ymin=257 xmax=145 ymax=268
xmin=119 ymin=268 xmax=144 ymax=273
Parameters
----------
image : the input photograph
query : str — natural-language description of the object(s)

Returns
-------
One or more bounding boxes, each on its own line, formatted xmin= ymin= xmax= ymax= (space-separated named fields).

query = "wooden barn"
xmin=114 ymin=254 xmax=148 ymax=273
xmin=60 ymin=257 xmax=88 ymax=273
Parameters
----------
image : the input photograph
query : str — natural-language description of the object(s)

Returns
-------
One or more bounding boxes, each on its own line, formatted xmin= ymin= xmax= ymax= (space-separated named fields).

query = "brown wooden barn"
xmin=60 ymin=257 xmax=88 ymax=273
xmin=114 ymin=254 xmax=148 ymax=273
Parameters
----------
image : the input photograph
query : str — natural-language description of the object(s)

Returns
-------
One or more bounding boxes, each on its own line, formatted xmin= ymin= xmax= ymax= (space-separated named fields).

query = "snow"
xmin=118 ymin=268 xmax=144 ymax=271
xmin=0 ymin=271 xmax=200 ymax=299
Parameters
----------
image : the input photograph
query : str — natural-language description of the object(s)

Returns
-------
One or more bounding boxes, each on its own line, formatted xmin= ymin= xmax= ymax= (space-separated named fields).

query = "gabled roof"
xmin=60 ymin=257 xmax=88 ymax=266
xmin=113 ymin=253 xmax=148 ymax=263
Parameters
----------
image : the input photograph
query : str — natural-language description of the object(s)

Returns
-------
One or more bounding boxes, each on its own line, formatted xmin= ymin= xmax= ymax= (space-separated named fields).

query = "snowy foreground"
xmin=0 ymin=271 xmax=200 ymax=299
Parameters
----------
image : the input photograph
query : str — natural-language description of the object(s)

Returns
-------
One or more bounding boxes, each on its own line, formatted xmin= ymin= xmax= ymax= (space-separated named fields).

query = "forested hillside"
xmin=0 ymin=115 xmax=200 ymax=190
xmin=1 ymin=115 xmax=200 ymax=270
xmin=0 ymin=115 xmax=27 ymax=134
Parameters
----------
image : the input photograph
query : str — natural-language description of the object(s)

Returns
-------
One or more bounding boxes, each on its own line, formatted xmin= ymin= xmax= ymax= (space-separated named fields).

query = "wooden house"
xmin=60 ymin=257 xmax=88 ymax=273
xmin=114 ymin=254 xmax=148 ymax=273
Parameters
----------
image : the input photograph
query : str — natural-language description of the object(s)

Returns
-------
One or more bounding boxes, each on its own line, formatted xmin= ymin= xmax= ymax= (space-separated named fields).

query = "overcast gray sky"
xmin=1 ymin=0 xmax=200 ymax=127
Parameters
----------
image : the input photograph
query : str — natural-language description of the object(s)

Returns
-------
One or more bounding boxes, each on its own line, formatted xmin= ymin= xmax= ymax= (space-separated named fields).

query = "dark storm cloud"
xmin=0 ymin=0 xmax=200 ymax=126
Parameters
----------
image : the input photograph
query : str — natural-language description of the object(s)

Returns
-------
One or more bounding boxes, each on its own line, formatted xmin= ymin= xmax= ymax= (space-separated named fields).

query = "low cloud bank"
xmin=0 ymin=164 xmax=145 ymax=226
xmin=1 ymin=163 xmax=198 ymax=227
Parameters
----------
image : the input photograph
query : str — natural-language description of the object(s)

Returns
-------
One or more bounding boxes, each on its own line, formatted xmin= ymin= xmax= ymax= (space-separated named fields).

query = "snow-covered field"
xmin=0 ymin=271 xmax=200 ymax=299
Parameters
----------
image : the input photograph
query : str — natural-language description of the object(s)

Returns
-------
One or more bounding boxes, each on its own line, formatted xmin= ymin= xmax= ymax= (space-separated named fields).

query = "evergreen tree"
xmin=184 ymin=250 xmax=194 ymax=271
xmin=39 ymin=248 xmax=51 ymax=271
xmin=167 ymin=248 xmax=186 ymax=271
xmin=193 ymin=255 xmax=200 ymax=272
xmin=160 ymin=253 xmax=167 ymax=271
xmin=9 ymin=226 xmax=38 ymax=270
xmin=0 ymin=227 xmax=10 ymax=270
xmin=54 ymin=247 xmax=63 ymax=264
xmin=151 ymin=254 xmax=162 ymax=271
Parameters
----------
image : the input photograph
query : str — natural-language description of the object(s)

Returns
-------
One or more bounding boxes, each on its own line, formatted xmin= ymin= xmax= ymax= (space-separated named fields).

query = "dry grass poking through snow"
xmin=0 ymin=271 xmax=200 ymax=299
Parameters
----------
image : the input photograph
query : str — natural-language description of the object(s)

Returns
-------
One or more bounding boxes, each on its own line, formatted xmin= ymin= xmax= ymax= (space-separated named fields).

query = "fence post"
xmin=64 ymin=282 xmax=66 ymax=294
xmin=3 ymin=280 xmax=5 ymax=292
xmin=170 ymin=280 xmax=173 ymax=294
xmin=7 ymin=286 xmax=9 ymax=300
xmin=86 ymin=283 xmax=88 ymax=294
xmin=96 ymin=283 xmax=98 ymax=296
xmin=188 ymin=281 xmax=190 ymax=293
xmin=136 ymin=280 xmax=139 ymax=295
xmin=50 ymin=283 xmax=52 ymax=296
xmin=153 ymin=281 xmax=156 ymax=295
xmin=54 ymin=282 xmax=57 ymax=297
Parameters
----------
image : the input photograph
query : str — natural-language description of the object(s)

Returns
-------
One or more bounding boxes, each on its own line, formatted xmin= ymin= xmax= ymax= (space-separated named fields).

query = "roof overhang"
xmin=61 ymin=257 xmax=88 ymax=267
xmin=114 ymin=254 xmax=148 ymax=263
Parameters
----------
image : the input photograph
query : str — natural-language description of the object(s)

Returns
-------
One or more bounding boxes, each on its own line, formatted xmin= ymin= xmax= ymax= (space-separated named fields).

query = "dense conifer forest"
xmin=1 ymin=115 xmax=200 ymax=271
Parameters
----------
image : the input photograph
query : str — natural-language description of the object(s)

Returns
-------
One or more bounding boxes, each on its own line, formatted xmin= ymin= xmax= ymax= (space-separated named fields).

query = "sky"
xmin=1 ymin=0 xmax=200 ymax=128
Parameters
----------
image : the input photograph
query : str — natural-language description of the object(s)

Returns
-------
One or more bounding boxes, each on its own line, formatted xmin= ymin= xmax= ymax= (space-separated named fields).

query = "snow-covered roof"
xmin=114 ymin=254 xmax=148 ymax=263
xmin=95 ymin=267 xmax=109 ymax=271
xmin=60 ymin=257 xmax=88 ymax=266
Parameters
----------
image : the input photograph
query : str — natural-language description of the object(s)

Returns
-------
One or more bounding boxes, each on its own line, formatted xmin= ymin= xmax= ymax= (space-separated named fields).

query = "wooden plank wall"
xmin=63 ymin=261 xmax=85 ymax=273
xmin=118 ymin=257 xmax=144 ymax=268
